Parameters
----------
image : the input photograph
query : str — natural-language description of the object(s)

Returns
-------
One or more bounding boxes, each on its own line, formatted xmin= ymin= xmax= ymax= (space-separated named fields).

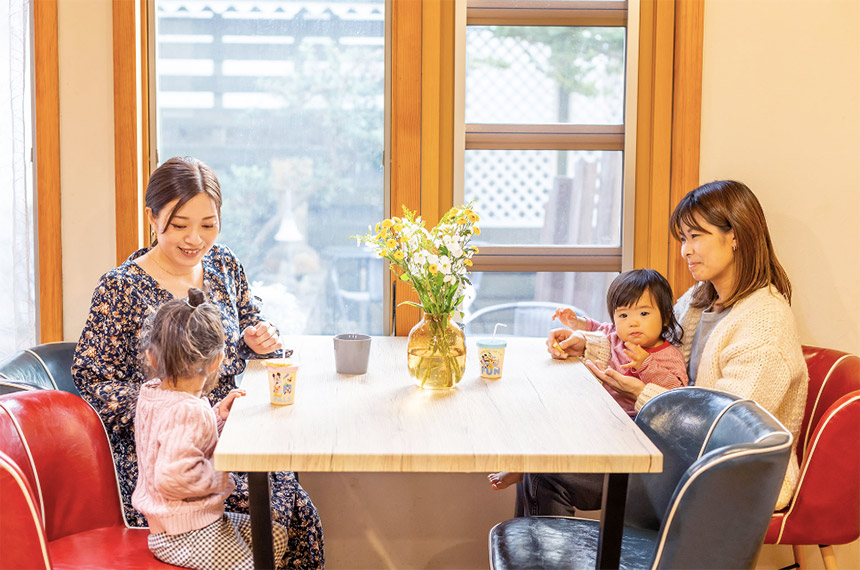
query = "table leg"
xmin=596 ymin=473 xmax=628 ymax=570
xmin=248 ymin=471 xmax=275 ymax=570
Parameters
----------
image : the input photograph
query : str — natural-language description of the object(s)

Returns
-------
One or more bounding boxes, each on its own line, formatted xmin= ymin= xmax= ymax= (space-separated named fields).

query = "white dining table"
xmin=214 ymin=335 xmax=662 ymax=569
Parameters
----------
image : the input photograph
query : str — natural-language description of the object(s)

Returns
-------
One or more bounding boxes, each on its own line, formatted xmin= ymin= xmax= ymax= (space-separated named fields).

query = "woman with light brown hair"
xmin=536 ymin=180 xmax=808 ymax=516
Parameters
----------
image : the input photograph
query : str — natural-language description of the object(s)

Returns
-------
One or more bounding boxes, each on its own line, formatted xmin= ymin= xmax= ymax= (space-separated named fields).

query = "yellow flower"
xmin=456 ymin=218 xmax=467 ymax=225
xmin=386 ymin=238 xmax=397 ymax=249
xmin=428 ymin=264 xmax=438 ymax=274
xmin=393 ymin=250 xmax=405 ymax=260
xmin=472 ymin=226 xmax=481 ymax=236
xmin=375 ymin=222 xmax=380 ymax=232
xmin=393 ymin=224 xmax=403 ymax=233
xmin=382 ymin=219 xmax=393 ymax=228
xmin=379 ymin=249 xmax=389 ymax=257
xmin=464 ymin=259 xmax=473 ymax=266
xmin=467 ymin=213 xmax=479 ymax=223
xmin=473 ymin=246 xmax=480 ymax=254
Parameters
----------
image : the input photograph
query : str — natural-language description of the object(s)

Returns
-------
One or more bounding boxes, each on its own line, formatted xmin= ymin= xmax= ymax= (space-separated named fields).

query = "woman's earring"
xmin=732 ymin=244 xmax=737 ymax=252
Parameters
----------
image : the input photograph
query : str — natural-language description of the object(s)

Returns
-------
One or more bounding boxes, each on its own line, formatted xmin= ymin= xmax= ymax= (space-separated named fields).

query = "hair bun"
xmin=187 ymin=288 xmax=206 ymax=307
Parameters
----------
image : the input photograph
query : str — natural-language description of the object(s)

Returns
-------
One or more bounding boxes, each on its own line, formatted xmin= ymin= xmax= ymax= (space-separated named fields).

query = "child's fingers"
xmin=620 ymin=361 xmax=635 ymax=369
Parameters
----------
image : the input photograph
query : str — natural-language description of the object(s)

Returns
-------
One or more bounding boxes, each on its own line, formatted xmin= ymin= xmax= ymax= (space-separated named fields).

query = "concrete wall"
xmin=56 ymin=0 xmax=858 ymax=567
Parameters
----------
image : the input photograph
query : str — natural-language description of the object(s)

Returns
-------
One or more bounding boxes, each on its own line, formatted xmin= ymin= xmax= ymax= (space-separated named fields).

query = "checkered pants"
xmin=148 ymin=512 xmax=289 ymax=570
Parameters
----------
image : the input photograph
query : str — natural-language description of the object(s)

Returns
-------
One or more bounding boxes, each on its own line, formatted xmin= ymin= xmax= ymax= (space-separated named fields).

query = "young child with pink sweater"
xmin=132 ymin=288 xmax=288 ymax=570
xmin=489 ymin=269 xmax=689 ymax=491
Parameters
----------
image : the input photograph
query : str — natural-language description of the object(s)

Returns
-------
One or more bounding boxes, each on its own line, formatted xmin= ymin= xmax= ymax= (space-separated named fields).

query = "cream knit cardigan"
xmin=586 ymin=284 xmax=808 ymax=510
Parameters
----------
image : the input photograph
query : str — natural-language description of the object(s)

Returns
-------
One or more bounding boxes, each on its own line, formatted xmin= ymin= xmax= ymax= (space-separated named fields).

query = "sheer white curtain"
xmin=0 ymin=0 xmax=37 ymax=358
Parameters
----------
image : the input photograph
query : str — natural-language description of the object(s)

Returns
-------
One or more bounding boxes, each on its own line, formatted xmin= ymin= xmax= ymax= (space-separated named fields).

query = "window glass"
xmin=463 ymin=271 xmax=616 ymax=337
xmin=465 ymin=26 xmax=625 ymax=124
xmin=155 ymin=0 xmax=386 ymax=335
xmin=465 ymin=150 xmax=622 ymax=246
xmin=0 ymin=0 xmax=36 ymax=356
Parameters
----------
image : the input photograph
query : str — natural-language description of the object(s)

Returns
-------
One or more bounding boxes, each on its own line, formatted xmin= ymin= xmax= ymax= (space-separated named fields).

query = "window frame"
xmin=34 ymin=0 xmax=63 ymax=342
xmin=109 ymin=0 xmax=703 ymax=336
xmin=455 ymin=0 xmax=637 ymax=278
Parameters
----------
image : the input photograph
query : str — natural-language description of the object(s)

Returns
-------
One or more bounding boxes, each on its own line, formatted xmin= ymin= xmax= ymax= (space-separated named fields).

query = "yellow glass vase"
xmin=407 ymin=312 xmax=466 ymax=389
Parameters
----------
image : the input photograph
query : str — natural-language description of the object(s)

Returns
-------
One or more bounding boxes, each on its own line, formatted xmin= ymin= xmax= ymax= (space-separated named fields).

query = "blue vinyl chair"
xmin=0 ymin=342 xmax=80 ymax=396
xmin=489 ymin=387 xmax=792 ymax=569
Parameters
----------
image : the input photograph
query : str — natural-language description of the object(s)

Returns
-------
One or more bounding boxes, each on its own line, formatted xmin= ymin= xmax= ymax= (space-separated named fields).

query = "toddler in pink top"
xmin=132 ymin=288 xmax=288 ymax=570
xmin=489 ymin=269 xmax=688 ymax=490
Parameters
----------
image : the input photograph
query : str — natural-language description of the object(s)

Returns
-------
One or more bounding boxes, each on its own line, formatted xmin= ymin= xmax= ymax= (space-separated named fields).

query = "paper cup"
xmin=333 ymin=334 xmax=372 ymax=374
xmin=477 ymin=339 xmax=507 ymax=379
xmin=265 ymin=359 xmax=298 ymax=405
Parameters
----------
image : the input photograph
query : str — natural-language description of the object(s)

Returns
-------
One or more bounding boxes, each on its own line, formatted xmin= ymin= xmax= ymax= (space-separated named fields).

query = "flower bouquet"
xmin=354 ymin=203 xmax=480 ymax=388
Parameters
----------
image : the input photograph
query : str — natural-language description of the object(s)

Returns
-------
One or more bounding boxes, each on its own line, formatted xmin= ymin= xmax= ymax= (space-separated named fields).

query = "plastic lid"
xmin=477 ymin=339 xmax=507 ymax=348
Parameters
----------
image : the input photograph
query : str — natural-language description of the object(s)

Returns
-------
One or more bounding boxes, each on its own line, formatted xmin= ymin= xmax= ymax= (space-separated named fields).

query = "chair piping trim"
xmin=651 ymin=437 xmax=792 ymax=569
xmin=0 ymin=380 xmax=39 ymax=391
xmin=0 ymin=402 xmax=45 ymax=523
xmin=488 ymin=522 xmax=498 ymax=570
xmin=803 ymin=355 xmax=849 ymax=454
xmin=694 ymin=388 xmax=753 ymax=459
xmin=23 ymin=349 xmax=59 ymax=390
xmin=0 ymin=455 xmax=51 ymax=569
xmin=77 ymin=397 xmax=137 ymax=529
xmin=774 ymin=393 xmax=860 ymax=544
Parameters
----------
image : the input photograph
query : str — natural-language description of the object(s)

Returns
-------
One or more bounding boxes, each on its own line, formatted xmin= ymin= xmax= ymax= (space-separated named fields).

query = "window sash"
xmin=457 ymin=0 xmax=636 ymax=272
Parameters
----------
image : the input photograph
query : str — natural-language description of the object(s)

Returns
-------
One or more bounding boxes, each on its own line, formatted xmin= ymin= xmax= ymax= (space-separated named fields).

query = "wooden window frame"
xmin=110 ymin=0 xmax=702 ymax=335
xmin=34 ymin=0 xmax=63 ymax=342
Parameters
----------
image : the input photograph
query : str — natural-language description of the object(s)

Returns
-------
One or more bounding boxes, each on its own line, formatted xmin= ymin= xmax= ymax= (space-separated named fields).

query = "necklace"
xmin=150 ymin=251 xmax=197 ymax=278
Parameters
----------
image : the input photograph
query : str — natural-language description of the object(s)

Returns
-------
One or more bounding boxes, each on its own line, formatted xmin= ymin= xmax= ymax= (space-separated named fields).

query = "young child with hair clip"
xmin=489 ymin=269 xmax=689 ymax=491
xmin=132 ymin=288 xmax=288 ymax=570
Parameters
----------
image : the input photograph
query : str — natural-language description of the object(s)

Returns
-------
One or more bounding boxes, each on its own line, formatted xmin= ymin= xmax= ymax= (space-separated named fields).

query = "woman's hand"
xmin=243 ymin=321 xmax=283 ymax=355
xmin=546 ymin=328 xmax=586 ymax=360
xmin=215 ymin=389 xmax=246 ymax=421
xmin=584 ymin=359 xmax=645 ymax=402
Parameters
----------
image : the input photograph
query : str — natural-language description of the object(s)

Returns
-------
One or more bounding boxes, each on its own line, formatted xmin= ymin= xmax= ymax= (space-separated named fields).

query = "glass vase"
xmin=407 ymin=312 xmax=466 ymax=389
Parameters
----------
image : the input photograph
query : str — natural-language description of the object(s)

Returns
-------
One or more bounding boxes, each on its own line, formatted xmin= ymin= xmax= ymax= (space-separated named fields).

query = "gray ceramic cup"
xmin=333 ymin=334 xmax=372 ymax=374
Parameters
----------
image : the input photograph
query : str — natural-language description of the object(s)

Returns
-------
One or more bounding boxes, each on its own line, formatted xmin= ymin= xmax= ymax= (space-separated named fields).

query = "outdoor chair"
xmin=464 ymin=301 xmax=589 ymax=338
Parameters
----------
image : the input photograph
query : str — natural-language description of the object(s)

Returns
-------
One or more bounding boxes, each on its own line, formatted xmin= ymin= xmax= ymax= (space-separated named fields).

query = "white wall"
xmin=700 ymin=1 xmax=859 ymax=567
xmin=58 ymin=0 xmax=116 ymax=341
xmin=699 ymin=0 xmax=860 ymax=356
xmin=56 ymin=0 xmax=859 ymax=568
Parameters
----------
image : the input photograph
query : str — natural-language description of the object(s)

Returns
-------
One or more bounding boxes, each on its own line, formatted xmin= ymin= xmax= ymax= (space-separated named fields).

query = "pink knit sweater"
xmin=579 ymin=318 xmax=689 ymax=416
xmin=132 ymin=379 xmax=234 ymax=535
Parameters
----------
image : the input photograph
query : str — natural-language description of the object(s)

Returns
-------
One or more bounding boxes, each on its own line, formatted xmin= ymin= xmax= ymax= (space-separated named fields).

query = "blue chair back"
xmin=626 ymin=387 xmax=791 ymax=569
xmin=0 ymin=342 xmax=80 ymax=397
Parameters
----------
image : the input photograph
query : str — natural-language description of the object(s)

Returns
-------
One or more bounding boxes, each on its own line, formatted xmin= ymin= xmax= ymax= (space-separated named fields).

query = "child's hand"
xmin=243 ymin=322 xmax=283 ymax=355
xmin=620 ymin=341 xmax=650 ymax=370
xmin=552 ymin=307 xmax=585 ymax=331
xmin=216 ymin=389 xmax=246 ymax=421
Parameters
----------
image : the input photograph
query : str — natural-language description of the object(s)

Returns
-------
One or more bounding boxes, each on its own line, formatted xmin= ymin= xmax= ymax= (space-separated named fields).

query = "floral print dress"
xmin=72 ymin=245 xmax=324 ymax=569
